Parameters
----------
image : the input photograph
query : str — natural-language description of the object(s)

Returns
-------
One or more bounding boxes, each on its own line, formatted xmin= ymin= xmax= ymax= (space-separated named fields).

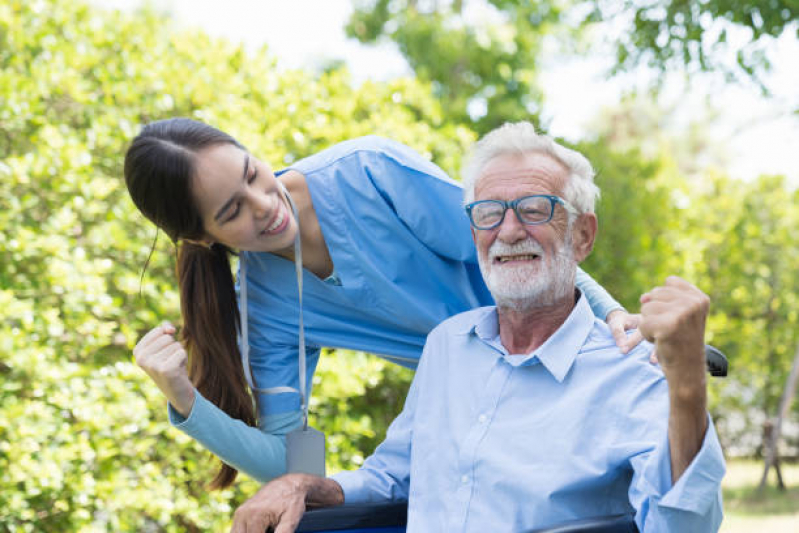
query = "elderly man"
xmin=231 ymin=122 xmax=725 ymax=532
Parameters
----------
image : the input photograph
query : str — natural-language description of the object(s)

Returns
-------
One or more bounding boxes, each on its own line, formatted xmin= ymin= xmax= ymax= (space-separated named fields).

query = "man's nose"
xmin=496 ymin=209 xmax=527 ymax=243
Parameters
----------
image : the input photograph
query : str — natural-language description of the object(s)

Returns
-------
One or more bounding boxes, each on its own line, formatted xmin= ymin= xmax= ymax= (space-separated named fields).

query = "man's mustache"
xmin=488 ymin=239 xmax=544 ymax=261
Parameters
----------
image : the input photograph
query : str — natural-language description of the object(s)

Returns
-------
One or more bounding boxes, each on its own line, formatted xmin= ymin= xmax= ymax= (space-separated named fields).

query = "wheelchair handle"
xmin=705 ymin=345 xmax=728 ymax=377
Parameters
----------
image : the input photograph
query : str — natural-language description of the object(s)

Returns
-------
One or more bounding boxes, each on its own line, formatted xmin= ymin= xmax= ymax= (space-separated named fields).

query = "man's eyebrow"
xmin=214 ymin=153 xmax=249 ymax=222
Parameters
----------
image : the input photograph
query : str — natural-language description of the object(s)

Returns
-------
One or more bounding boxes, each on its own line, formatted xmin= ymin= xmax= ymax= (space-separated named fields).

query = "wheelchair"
xmin=293 ymin=346 xmax=728 ymax=533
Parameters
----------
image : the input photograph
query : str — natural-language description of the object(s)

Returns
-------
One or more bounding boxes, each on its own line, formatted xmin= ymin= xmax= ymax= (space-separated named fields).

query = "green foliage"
xmin=0 ymin=0 xmax=471 ymax=530
xmin=687 ymin=174 xmax=799 ymax=454
xmin=578 ymin=139 xmax=683 ymax=311
xmin=348 ymin=0 xmax=799 ymax=127
xmin=347 ymin=0 xmax=570 ymax=134
xmin=311 ymin=350 xmax=413 ymax=473
xmin=598 ymin=0 xmax=799 ymax=90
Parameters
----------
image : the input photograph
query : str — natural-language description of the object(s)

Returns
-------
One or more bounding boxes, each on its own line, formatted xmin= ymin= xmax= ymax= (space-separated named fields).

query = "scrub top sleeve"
xmin=575 ymin=266 xmax=624 ymax=319
xmin=168 ymin=389 xmax=287 ymax=483
xmin=362 ymin=138 xmax=478 ymax=263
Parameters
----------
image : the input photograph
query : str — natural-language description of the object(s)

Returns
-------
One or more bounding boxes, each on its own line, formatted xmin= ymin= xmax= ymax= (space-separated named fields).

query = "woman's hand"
xmin=607 ymin=310 xmax=659 ymax=363
xmin=606 ymin=309 xmax=644 ymax=354
xmin=133 ymin=323 xmax=196 ymax=417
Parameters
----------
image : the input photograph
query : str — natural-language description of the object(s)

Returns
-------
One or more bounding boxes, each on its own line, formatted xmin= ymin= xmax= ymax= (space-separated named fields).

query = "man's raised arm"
xmin=639 ymin=276 xmax=710 ymax=482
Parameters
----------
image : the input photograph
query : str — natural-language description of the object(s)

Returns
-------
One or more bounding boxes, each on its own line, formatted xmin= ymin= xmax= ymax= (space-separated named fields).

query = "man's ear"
xmin=572 ymin=213 xmax=597 ymax=263
xmin=471 ymin=226 xmax=477 ymax=244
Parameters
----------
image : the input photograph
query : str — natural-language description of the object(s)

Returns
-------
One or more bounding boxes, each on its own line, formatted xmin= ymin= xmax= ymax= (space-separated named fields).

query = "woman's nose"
xmin=249 ymin=192 xmax=272 ymax=220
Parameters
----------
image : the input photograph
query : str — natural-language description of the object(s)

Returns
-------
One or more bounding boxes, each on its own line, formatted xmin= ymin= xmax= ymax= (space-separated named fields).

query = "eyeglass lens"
xmin=472 ymin=196 xmax=553 ymax=228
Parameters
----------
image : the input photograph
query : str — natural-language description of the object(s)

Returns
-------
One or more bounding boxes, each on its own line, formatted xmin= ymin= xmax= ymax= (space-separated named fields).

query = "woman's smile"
xmin=262 ymin=202 xmax=289 ymax=236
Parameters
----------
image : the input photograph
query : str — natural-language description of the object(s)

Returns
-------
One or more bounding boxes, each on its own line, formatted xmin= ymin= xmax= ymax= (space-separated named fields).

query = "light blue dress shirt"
xmin=332 ymin=293 xmax=726 ymax=532
xmin=169 ymin=137 xmax=624 ymax=482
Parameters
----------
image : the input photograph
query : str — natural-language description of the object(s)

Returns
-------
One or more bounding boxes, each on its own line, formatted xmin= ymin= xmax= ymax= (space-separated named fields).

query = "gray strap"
xmin=282 ymin=183 xmax=309 ymax=430
xmin=241 ymin=258 xmax=299 ymax=395
xmin=238 ymin=182 xmax=308 ymax=429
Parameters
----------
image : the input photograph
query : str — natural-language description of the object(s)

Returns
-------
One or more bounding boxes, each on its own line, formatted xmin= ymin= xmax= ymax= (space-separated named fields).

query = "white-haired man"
xmin=231 ymin=122 xmax=725 ymax=532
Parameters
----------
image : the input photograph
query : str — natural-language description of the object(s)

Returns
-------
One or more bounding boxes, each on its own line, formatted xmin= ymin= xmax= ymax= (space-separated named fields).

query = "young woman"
xmin=125 ymin=118 xmax=640 ymax=488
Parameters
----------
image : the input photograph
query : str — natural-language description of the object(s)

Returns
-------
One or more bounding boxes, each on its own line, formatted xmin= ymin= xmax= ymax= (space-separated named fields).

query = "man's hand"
xmin=133 ymin=323 xmax=195 ymax=417
xmin=639 ymin=277 xmax=709 ymax=386
xmin=606 ymin=309 xmax=643 ymax=354
xmin=231 ymin=474 xmax=344 ymax=533
xmin=638 ymin=276 xmax=709 ymax=482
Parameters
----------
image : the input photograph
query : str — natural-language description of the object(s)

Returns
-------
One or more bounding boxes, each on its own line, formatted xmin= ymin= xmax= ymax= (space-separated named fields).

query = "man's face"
xmin=472 ymin=152 xmax=578 ymax=309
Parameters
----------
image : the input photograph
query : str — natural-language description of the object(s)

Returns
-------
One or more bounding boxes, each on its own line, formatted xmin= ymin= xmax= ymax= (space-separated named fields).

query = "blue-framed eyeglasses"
xmin=464 ymin=194 xmax=577 ymax=230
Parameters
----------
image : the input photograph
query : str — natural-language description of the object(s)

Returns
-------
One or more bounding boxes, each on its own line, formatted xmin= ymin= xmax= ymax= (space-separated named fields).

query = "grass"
xmin=721 ymin=459 xmax=799 ymax=533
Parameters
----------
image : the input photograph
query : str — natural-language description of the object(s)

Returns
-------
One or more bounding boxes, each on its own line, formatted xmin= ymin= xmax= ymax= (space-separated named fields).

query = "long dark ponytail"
xmin=124 ymin=118 xmax=255 ymax=489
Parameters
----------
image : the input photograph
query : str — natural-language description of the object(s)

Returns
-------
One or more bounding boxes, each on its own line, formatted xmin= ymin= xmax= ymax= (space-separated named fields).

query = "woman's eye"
xmin=227 ymin=203 xmax=241 ymax=221
xmin=248 ymin=169 xmax=258 ymax=184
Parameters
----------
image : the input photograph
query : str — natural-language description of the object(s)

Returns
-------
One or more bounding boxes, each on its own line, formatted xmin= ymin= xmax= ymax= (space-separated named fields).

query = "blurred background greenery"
xmin=1 ymin=0 xmax=798 ymax=530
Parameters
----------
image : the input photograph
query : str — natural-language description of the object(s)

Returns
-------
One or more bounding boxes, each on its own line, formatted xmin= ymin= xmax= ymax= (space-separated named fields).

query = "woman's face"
xmin=191 ymin=143 xmax=298 ymax=253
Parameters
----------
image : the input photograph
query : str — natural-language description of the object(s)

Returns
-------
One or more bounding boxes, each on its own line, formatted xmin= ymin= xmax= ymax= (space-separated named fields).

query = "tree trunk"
xmin=759 ymin=342 xmax=799 ymax=491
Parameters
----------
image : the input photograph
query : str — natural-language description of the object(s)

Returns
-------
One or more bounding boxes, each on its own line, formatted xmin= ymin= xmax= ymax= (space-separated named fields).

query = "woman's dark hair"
xmin=124 ymin=118 xmax=255 ymax=489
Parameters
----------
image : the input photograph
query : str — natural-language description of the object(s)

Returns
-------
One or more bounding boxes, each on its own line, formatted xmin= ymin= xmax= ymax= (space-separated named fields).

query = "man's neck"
xmin=497 ymin=292 xmax=576 ymax=355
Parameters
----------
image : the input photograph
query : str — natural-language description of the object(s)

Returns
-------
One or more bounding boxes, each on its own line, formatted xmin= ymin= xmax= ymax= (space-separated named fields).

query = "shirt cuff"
xmin=331 ymin=471 xmax=365 ymax=505
xmin=658 ymin=413 xmax=726 ymax=514
xmin=167 ymin=388 xmax=203 ymax=428
xmin=261 ymin=410 xmax=303 ymax=436
xmin=331 ymin=471 xmax=381 ymax=505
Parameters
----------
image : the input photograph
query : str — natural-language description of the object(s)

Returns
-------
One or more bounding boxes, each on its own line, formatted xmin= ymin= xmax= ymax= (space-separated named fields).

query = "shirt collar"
xmin=465 ymin=290 xmax=596 ymax=382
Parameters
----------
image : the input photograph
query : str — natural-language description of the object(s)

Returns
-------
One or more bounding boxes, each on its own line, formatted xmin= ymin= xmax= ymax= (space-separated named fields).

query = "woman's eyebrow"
xmin=214 ymin=153 xmax=250 ymax=222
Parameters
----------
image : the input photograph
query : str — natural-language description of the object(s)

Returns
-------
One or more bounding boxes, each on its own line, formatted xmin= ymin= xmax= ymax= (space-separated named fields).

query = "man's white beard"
xmin=478 ymin=235 xmax=576 ymax=310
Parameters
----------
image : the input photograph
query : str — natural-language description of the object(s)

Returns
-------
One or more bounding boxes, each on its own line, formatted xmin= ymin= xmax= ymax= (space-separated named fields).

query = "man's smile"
xmin=494 ymin=253 xmax=541 ymax=264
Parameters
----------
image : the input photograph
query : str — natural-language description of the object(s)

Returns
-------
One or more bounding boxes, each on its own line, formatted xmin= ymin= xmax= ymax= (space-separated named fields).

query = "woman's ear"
xmin=182 ymin=238 xmax=214 ymax=249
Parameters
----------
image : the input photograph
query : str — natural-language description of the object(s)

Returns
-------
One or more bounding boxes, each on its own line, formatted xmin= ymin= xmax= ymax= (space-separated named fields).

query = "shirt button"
xmin=461 ymin=475 xmax=469 ymax=484
xmin=478 ymin=414 xmax=487 ymax=423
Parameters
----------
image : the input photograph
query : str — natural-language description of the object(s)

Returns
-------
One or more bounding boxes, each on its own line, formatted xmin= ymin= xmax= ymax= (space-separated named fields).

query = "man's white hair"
xmin=462 ymin=121 xmax=600 ymax=214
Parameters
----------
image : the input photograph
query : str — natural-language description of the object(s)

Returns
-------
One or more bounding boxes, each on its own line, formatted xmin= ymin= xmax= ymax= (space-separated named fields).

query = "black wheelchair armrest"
xmin=705 ymin=345 xmax=728 ymax=377
xmin=295 ymin=502 xmax=637 ymax=533
xmin=525 ymin=513 xmax=638 ymax=533
xmin=296 ymin=501 xmax=407 ymax=532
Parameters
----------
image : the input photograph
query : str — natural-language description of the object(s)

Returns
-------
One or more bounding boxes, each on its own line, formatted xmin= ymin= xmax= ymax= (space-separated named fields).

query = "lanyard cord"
xmin=239 ymin=180 xmax=309 ymax=429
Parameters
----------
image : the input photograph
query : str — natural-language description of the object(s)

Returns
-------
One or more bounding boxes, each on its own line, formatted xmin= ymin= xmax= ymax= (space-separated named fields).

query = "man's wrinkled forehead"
xmin=476 ymin=153 xmax=568 ymax=196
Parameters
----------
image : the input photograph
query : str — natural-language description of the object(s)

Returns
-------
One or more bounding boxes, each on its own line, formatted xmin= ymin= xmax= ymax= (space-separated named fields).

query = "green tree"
xmin=688 ymin=174 xmax=799 ymax=456
xmin=0 ymin=0 xmax=471 ymax=530
xmin=595 ymin=0 xmax=799 ymax=91
xmin=347 ymin=0 xmax=567 ymax=134
xmin=348 ymin=0 xmax=799 ymax=132
xmin=577 ymin=139 xmax=685 ymax=311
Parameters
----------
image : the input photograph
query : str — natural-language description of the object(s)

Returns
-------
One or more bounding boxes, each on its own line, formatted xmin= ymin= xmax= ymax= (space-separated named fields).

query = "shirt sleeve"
xmin=575 ymin=267 xmax=623 ymax=320
xmin=628 ymin=413 xmax=726 ymax=532
xmin=167 ymin=389 xmax=289 ymax=483
xmin=331 ymin=336 xmax=427 ymax=503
